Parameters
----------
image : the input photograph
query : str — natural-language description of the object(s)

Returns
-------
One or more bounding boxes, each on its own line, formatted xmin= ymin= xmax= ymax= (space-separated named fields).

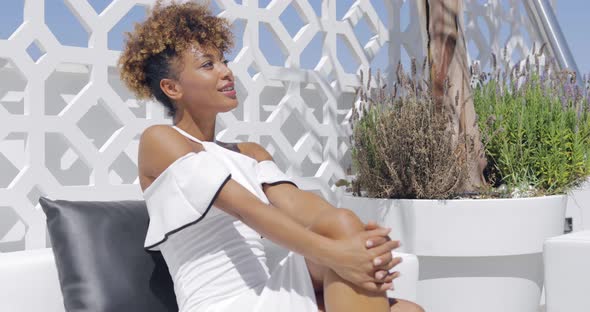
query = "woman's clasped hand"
xmin=324 ymin=222 xmax=403 ymax=292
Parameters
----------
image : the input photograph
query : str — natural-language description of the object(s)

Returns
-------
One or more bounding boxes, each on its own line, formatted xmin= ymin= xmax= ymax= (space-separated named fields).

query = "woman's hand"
xmin=324 ymin=226 xmax=401 ymax=292
xmin=364 ymin=221 xmax=403 ymax=286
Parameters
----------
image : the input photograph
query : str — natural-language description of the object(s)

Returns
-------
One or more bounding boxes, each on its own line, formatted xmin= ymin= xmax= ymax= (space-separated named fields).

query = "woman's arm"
xmin=240 ymin=141 xmax=340 ymax=226
xmin=245 ymin=142 xmax=394 ymax=249
xmin=238 ymin=142 xmax=400 ymax=280
xmin=213 ymin=178 xmax=397 ymax=292
xmin=262 ymin=182 xmax=333 ymax=227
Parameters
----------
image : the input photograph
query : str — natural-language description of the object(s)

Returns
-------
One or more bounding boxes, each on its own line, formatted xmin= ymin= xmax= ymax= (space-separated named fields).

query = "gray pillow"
xmin=39 ymin=197 xmax=178 ymax=312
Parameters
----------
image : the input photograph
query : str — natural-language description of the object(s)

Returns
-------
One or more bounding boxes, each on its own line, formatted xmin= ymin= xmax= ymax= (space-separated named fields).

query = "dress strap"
xmin=171 ymin=125 xmax=209 ymax=144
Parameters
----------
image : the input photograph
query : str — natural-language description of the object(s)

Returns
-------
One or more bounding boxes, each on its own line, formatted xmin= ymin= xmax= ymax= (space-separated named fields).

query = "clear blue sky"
xmin=0 ymin=0 xmax=588 ymax=76
xmin=553 ymin=1 xmax=589 ymax=77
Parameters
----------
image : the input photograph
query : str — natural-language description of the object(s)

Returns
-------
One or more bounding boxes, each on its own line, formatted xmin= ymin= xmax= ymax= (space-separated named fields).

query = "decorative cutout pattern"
xmin=0 ymin=0 xmax=555 ymax=251
xmin=463 ymin=0 xmax=555 ymax=70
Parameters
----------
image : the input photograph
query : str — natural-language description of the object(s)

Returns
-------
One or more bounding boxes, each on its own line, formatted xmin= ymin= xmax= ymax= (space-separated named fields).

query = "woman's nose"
xmin=220 ymin=63 xmax=233 ymax=79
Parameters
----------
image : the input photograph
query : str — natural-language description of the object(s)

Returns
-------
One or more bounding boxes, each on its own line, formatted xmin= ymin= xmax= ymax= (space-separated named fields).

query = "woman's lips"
xmin=221 ymin=89 xmax=237 ymax=98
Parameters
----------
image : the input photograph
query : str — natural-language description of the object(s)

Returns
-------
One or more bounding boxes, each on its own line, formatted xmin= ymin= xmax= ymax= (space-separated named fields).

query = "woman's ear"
xmin=160 ymin=78 xmax=183 ymax=101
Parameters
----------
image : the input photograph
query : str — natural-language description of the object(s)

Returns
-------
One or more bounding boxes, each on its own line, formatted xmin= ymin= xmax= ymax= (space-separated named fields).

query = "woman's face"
xmin=174 ymin=44 xmax=238 ymax=115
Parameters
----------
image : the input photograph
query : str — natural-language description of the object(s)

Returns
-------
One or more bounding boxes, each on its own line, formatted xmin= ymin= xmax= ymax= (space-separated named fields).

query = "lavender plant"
xmin=473 ymin=47 xmax=590 ymax=196
xmin=348 ymin=61 xmax=470 ymax=199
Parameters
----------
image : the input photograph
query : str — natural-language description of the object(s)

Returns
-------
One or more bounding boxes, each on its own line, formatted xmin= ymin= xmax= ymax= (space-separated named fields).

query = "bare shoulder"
xmin=138 ymin=125 xmax=203 ymax=192
xmin=237 ymin=142 xmax=273 ymax=163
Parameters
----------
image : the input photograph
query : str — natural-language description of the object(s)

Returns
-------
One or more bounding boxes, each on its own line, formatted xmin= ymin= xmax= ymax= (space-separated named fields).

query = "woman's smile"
xmin=219 ymin=82 xmax=237 ymax=99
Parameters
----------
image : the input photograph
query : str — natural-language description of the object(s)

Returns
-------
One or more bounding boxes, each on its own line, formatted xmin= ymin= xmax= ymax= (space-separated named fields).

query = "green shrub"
xmin=473 ymin=54 xmax=590 ymax=196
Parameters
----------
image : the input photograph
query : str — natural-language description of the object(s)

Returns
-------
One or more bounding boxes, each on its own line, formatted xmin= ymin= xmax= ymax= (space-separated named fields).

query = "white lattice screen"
xmin=0 ymin=0 xmax=555 ymax=252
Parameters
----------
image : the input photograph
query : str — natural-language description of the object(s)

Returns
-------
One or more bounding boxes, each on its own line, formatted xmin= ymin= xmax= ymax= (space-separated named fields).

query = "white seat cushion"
xmin=0 ymin=248 xmax=65 ymax=312
xmin=544 ymin=230 xmax=590 ymax=312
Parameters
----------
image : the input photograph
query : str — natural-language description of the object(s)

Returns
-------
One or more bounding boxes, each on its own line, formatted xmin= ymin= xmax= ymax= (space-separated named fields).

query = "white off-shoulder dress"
xmin=142 ymin=125 xmax=318 ymax=312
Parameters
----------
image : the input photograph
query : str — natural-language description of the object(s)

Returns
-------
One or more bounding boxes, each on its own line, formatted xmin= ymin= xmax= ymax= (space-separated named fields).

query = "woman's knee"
xmin=332 ymin=208 xmax=363 ymax=231
xmin=309 ymin=208 xmax=363 ymax=239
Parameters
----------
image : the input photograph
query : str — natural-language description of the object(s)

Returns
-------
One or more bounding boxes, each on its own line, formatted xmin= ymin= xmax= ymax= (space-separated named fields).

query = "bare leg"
xmin=306 ymin=208 xmax=390 ymax=312
xmin=307 ymin=208 xmax=424 ymax=312
xmin=316 ymin=298 xmax=424 ymax=312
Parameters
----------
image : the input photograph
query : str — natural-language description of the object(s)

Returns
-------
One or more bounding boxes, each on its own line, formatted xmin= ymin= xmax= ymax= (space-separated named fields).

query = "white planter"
xmin=340 ymin=194 xmax=567 ymax=312
xmin=567 ymin=179 xmax=590 ymax=231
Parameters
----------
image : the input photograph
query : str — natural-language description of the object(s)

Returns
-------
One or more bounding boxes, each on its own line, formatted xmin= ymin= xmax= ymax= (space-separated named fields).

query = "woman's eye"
xmin=202 ymin=61 xmax=213 ymax=68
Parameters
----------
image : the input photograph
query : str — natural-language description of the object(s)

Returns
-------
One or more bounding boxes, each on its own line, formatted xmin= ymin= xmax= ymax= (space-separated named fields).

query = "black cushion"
xmin=39 ymin=197 xmax=178 ymax=312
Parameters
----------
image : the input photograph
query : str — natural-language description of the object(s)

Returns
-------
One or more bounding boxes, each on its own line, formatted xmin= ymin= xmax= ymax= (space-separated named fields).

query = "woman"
xmin=119 ymin=1 xmax=424 ymax=311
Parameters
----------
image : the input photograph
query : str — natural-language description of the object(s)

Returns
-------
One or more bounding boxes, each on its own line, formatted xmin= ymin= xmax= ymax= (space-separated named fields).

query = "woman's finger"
xmin=384 ymin=257 xmax=403 ymax=273
xmin=372 ymin=250 xmax=394 ymax=268
xmin=376 ymin=282 xmax=393 ymax=292
xmin=363 ymin=280 xmax=390 ymax=293
xmin=365 ymin=236 xmax=389 ymax=248
xmin=376 ymin=270 xmax=400 ymax=283
xmin=371 ymin=239 xmax=400 ymax=256
xmin=363 ymin=227 xmax=391 ymax=240
xmin=374 ymin=269 xmax=388 ymax=281
xmin=361 ymin=281 xmax=381 ymax=292
xmin=364 ymin=221 xmax=379 ymax=231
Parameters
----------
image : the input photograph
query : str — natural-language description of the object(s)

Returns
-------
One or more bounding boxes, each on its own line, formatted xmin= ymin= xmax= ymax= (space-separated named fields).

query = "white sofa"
xmin=0 ymin=241 xmax=418 ymax=312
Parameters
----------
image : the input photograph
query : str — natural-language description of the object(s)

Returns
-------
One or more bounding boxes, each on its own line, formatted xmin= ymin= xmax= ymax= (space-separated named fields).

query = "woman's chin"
xmin=219 ymin=104 xmax=238 ymax=113
xmin=220 ymin=101 xmax=238 ymax=113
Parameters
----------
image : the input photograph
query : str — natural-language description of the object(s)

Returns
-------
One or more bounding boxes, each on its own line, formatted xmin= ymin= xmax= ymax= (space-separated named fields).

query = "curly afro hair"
xmin=118 ymin=0 xmax=234 ymax=118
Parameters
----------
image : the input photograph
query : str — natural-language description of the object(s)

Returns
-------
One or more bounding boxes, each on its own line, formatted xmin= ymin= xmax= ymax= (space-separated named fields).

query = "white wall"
xmin=0 ymin=0 xmax=569 ymax=252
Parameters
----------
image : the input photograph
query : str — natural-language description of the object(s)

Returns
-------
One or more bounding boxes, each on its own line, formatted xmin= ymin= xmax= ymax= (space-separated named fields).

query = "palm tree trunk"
xmin=424 ymin=0 xmax=487 ymax=191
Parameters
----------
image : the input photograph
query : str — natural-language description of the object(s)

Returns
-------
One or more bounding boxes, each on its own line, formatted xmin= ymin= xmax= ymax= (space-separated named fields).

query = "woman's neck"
xmin=173 ymin=112 xmax=216 ymax=142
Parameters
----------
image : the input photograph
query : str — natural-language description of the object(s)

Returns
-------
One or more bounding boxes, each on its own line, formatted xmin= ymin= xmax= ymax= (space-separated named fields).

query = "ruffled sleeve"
xmin=255 ymin=160 xmax=298 ymax=188
xmin=143 ymin=152 xmax=232 ymax=251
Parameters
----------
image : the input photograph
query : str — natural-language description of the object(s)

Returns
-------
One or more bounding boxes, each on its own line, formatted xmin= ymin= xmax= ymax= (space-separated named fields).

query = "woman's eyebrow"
xmin=199 ymin=53 xmax=223 ymax=60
